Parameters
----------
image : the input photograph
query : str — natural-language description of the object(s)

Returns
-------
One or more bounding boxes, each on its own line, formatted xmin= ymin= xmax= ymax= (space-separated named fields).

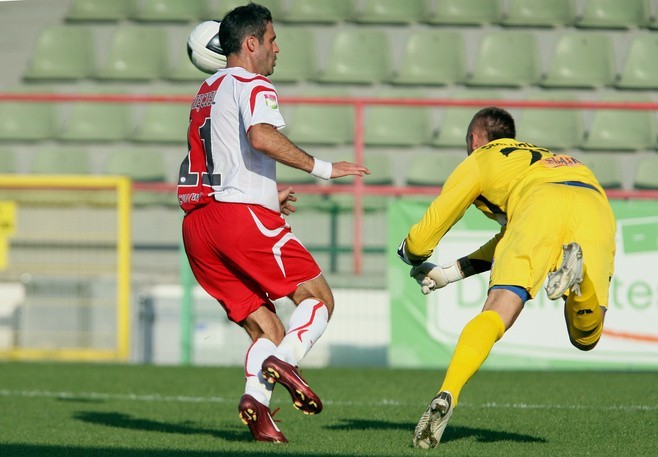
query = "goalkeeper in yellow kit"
xmin=397 ymin=107 xmax=616 ymax=449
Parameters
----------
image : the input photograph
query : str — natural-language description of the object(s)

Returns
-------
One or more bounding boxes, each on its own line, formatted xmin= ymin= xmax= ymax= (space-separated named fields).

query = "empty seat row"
xmin=1 ymin=88 xmax=657 ymax=152
xmin=23 ymin=24 xmax=658 ymax=90
xmin=65 ymin=0 xmax=658 ymax=29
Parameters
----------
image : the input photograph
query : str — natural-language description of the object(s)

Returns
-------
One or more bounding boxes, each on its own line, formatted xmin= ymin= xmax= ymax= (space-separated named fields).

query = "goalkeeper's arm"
xmin=410 ymin=227 xmax=505 ymax=294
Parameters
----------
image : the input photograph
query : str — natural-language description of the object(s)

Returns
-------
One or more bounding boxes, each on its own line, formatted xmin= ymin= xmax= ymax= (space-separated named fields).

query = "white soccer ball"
xmin=187 ymin=20 xmax=227 ymax=74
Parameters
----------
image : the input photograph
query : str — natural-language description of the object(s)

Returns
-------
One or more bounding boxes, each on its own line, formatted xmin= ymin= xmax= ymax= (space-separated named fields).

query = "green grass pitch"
xmin=1 ymin=362 xmax=656 ymax=456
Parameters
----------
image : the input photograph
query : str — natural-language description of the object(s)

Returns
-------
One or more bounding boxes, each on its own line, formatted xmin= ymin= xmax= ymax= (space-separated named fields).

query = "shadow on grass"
xmin=73 ymin=411 xmax=248 ymax=442
xmin=0 ymin=445 xmax=342 ymax=457
xmin=325 ymin=418 xmax=547 ymax=444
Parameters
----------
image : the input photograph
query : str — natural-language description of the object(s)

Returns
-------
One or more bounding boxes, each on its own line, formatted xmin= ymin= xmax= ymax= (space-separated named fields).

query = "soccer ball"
xmin=187 ymin=20 xmax=227 ymax=74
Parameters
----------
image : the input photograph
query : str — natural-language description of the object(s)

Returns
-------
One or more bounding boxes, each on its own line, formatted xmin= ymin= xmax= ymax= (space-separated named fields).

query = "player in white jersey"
xmin=178 ymin=3 xmax=369 ymax=443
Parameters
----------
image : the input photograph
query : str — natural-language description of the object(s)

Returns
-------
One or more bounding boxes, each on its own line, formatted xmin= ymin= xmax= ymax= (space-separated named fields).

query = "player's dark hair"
xmin=468 ymin=106 xmax=516 ymax=141
xmin=219 ymin=2 xmax=272 ymax=57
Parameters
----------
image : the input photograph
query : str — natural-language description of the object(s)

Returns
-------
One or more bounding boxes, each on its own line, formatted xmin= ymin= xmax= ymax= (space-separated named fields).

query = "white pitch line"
xmin=1 ymin=389 xmax=656 ymax=412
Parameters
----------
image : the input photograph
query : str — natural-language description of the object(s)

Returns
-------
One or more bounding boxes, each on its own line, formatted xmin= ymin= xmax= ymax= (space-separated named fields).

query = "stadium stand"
xmin=616 ymin=33 xmax=658 ymax=89
xmin=29 ymin=146 xmax=91 ymax=175
xmin=282 ymin=0 xmax=355 ymax=23
xmin=315 ymin=28 xmax=392 ymax=84
xmin=515 ymin=93 xmax=585 ymax=151
xmin=405 ymin=151 xmax=464 ymax=187
xmin=581 ymin=95 xmax=658 ymax=151
xmin=430 ymin=91 xmax=502 ymax=148
xmin=103 ymin=147 xmax=173 ymax=206
xmin=65 ymin=0 xmax=133 ymax=22
xmin=95 ymin=25 xmax=168 ymax=81
xmin=466 ymin=30 xmax=542 ymax=87
xmin=353 ymin=0 xmax=430 ymax=24
xmin=130 ymin=90 xmax=192 ymax=144
xmin=541 ymin=32 xmax=617 ymax=88
xmin=501 ymin=0 xmax=577 ymax=27
xmin=633 ymin=155 xmax=658 ymax=189
xmin=3 ymin=0 xmax=658 ymax=282
xmin=0 ymin=148 xmax=17 ymax=173
xmin=573 ymin=153 xmax=624 ymax=189
xmin=57 ymin=88 xmax=133 ymax=142
xmin=282 ymin=89 xmax=354 ymax=145
xmin=389 ymin=29 xmax=466 ymax=86
xmin=0 ymin=86 xmax=58 ymax=142
xmin=363 ymin=90 xmax=433 ymax=147
xmin=130 ymin=0 xmax=207 ymax=23
xmin=214 ymin=0 xmax=286 ymax=21
xmin=268 ymin=26 xmax=317 ymax=84
xmin=575 ymin=0 xmax=652 ymax=29
xmin=427 ymin=0 xmax=504 ymax=26
xmin=23 ymin=25 xmax=95 ymax=81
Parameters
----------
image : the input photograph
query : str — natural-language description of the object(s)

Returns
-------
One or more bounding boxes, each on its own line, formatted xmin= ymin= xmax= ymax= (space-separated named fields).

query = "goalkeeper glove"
xmin=410 ymin=261 xmax=464 ymax=295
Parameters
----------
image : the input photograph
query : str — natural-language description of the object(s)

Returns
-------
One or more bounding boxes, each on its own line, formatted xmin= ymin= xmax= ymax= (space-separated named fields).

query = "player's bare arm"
xmin=248 ymin=123 xmax=370 ymax=179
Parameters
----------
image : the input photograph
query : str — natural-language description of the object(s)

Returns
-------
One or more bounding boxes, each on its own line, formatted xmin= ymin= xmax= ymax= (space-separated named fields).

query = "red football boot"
xmin=238 ymin=394 xmax=288 ymax=443
xmin=261 ymin=355 xmax=323 ymax=415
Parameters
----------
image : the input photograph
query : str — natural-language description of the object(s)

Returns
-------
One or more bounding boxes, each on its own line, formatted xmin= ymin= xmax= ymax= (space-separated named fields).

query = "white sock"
xmin=274 ymin=299 xmax=329 ymax=366
xmin=243 ymin=337 xmax=276 ymax=406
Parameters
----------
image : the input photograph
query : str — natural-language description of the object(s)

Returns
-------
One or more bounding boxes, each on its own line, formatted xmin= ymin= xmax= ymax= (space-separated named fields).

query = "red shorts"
xmin=182 ymin=201 xmax=322 ymax=323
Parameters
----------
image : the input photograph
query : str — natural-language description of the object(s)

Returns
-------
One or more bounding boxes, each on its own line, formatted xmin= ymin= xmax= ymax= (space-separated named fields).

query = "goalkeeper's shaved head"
xmin=468 ymin=106 xmax=516 ymax=142
xmin=466 ymin=106 xmax=516 ymax=154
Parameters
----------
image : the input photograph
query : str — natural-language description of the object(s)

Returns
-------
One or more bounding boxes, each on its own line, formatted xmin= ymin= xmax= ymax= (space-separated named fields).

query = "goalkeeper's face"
xmin=254 ymin=21 xmax=279 ymax=76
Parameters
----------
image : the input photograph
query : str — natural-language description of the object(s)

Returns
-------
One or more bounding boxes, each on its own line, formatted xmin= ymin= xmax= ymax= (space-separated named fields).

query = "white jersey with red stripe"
xmin=178 ymin=66 xmax=285 ymax=214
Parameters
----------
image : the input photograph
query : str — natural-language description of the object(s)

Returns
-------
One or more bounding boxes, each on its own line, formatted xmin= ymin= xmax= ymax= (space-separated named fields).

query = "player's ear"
xmin=246 ymin=35 xmax=257 ymax=52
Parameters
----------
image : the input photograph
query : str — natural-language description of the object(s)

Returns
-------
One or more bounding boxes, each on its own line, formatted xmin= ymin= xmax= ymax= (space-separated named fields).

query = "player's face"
xmin=255 ymin=22 xmax=278 ymax=76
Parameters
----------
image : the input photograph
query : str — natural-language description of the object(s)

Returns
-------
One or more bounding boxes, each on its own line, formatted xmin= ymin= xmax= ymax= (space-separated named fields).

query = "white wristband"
xmin=311 ymin=158 xmax=332 ymax=180
xmin=443 ymin=261 xmax=464 ymax=283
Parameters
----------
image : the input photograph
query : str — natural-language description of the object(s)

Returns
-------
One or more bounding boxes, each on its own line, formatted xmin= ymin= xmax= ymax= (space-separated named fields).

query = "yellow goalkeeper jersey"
xmin=406 ymin=138 xmax=604 ymax=261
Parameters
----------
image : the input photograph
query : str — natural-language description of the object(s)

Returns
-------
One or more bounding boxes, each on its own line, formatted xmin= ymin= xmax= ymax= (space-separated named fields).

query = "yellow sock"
xmin=439 ymin=310 xmax=506 ymax=407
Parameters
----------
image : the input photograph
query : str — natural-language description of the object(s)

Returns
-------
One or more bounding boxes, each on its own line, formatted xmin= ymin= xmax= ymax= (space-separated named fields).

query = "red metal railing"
xmin=2 ymin=92 xmax=658 ymax=273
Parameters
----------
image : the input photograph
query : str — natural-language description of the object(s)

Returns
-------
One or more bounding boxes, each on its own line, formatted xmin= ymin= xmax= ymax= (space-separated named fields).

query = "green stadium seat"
xmin=214 ymin=0 xmax=286 ymax=20
xmin=430 ymin=92 xmax=501 ymax=148
xmin=541 ymin=32 xmax=616 ymax=88
xmin=581 ymin=96 xmax=657 ymax=151
xmin=427 ymin=0 xmax=503 ymax=26
xmin=131 ymin=89 xmax=192 ymax=144
xmin=329 ymin=151 xmax=394 ymax=212
xmin=515 ymin=94 xmax=585 ymax=151
xmin=103 ymin=148 xmax=171 ymax=206
xmin=282 ymin=0 xmax=355 ymax=23
xmin=576 ymin=0 xmax=651 ymax=29
xmin=30 ymin=147 xmax=91 ymax=175
xmin=167 ymin=45 xmax=209 ymax=82
xmin=65 ymin=0 xmax=133 ymax=22
xmin=315 ymin=29 xmax=392 ymax=84
xmin=405 ymin=151 xmax=464 ymax=187
xmin=57 ymin=88 xmax=132 ymax=142
xmin=269 ymin=27 xmax=317 ymax=84
xmin=616 ymin=34 xmax=658 ymax=90
xmin=0 ymin=148 xmax=17 ymax=173
xmin=574 ymin=153 xmax=623 ymax=190
xmin=23 ymin=25 xmax=95 ymax=81
xmin=466 ymin=31 xmax=542 ymax=87
xmin=389 ymin=30 xmax=466 ymax=86
xmin=364 ymin=90 xmax=432 ymax=147
xmin=353 ymin=0 xmax=430 ymax=24
xmin=633 ymin=156 xmax=658 ymax=189
xmin=0 ymin=86 xmax=58 ymax=142
xmin=131 ymin=0 xmax=206 ymax=22
xmin=95 ymin=26 xmax=167 ymax=81
xmin=502 ymin=0 xmax=576 ymax=27
xmin=283 ymin=89 xmax=354 ymax=145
